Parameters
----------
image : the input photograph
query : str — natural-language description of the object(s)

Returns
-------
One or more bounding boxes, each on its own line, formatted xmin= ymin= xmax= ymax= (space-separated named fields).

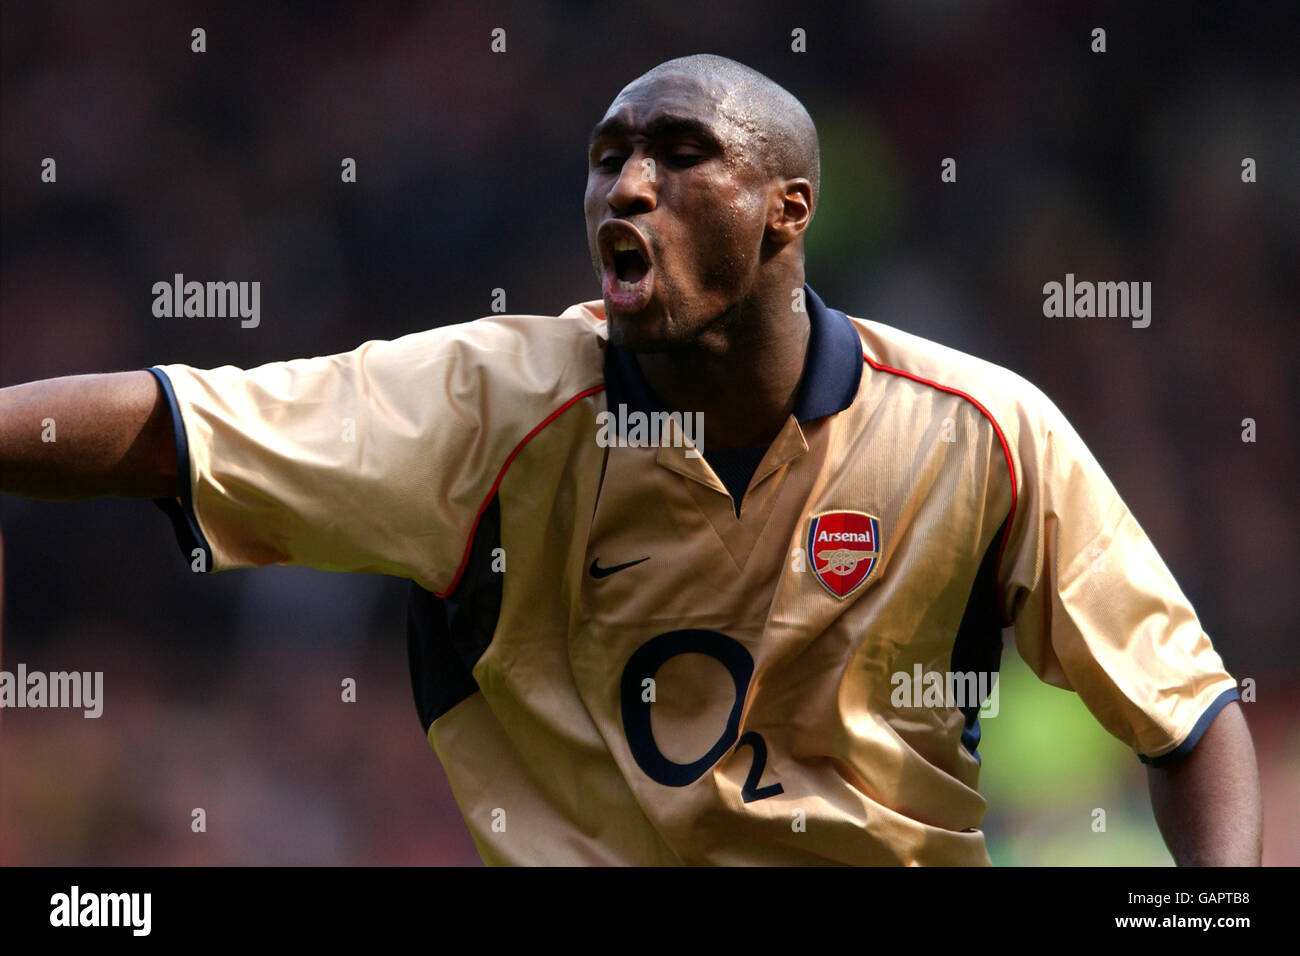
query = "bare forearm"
xmin=0 ymin=371 xmax=178 ymax=500
xmin=1147 ymin=700 xmax=1261 ymax=866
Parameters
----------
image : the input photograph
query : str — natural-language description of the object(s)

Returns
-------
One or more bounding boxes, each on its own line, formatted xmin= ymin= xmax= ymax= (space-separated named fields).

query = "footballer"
xmin=0 ymin=55 xmax=1262 ymax=865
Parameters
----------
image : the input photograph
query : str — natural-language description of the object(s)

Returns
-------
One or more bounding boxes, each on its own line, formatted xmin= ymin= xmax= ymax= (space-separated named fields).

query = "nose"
xmin=606 ymin=151 xmax=657 ymax=216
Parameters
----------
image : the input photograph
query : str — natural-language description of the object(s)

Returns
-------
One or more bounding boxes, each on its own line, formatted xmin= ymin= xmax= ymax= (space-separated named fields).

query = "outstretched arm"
xmin=1146 ymin=701 xmax=1262 ymax=866
xmin=0 ymin=371 xmax=177 ymax=500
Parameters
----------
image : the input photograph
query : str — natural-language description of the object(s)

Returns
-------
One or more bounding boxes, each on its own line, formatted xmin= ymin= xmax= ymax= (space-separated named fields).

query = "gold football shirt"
xmin=149 ymin=286 xmax=1239 ymax=865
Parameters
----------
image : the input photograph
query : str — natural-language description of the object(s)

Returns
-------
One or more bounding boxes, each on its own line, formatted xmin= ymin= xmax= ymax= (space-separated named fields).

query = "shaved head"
xmin=629 ymin=54 xmax=821 ymax=214
xmin=585 ymin=53 xmax=820 ymax=354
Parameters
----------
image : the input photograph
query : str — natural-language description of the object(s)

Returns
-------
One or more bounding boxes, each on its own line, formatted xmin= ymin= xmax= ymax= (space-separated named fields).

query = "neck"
xmin=636 ymin=271 xmax=811 ymax=450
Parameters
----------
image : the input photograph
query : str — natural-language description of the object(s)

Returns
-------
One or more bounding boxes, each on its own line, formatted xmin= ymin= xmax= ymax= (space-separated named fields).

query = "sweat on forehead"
xmin=603 ymin=54 xmax=821 ymax=208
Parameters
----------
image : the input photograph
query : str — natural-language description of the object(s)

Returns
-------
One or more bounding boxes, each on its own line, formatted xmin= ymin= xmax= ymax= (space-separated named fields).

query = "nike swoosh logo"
xmin=589 ymin=556 xmax=650 ymax=579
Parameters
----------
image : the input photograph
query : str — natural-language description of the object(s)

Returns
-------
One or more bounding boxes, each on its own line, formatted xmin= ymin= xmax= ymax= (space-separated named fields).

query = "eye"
xmin=669 ymin=152 xmax=704 ymax=166
xmin=595 ymin=153 xmax=627 ymax=171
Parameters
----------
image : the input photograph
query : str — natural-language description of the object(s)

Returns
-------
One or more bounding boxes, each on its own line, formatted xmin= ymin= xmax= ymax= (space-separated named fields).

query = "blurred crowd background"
xmin=1 ymin=0 xmax=1296 ymax=865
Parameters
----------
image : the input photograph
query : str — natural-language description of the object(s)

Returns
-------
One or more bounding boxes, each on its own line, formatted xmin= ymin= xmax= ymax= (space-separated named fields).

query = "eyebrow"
xmin=588 ymin=114 xmax=723 ymax=151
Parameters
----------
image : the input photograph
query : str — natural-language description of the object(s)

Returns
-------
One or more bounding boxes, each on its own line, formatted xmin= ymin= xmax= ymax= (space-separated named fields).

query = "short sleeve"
xmin=149 ymin=318 xmax=554 ymax=594
xmin=997 ymin=384 xmax=1239 ymax=765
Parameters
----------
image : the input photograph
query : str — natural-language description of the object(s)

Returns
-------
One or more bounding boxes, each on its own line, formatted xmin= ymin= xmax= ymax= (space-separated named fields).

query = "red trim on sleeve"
xmin=435 ymin=384 xmax=607 ymax=598
xmin=862 ymin=353 xmax=1019 ymax=626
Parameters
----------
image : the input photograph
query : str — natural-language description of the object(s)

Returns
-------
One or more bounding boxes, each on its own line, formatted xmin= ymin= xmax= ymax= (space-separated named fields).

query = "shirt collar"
xmin=603 ymin=284 xmax=862 ymax=422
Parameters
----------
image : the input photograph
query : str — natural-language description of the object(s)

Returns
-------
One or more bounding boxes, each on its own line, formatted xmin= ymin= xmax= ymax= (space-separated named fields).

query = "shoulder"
xmin=354 ymin=300 xmax=609 ymax=413
xmin=846 ymin=313 xmax=1070 ymax=449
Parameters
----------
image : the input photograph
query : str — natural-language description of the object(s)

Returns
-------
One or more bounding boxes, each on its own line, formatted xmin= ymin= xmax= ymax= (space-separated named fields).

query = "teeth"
xmin=613 ymin=237 xmax=638 ymax=253
xmin=618 ymin=279 xmax=639 ymax=291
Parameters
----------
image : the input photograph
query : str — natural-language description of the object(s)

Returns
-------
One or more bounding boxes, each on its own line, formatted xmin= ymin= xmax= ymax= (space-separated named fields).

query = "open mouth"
xmin=612 ymin=238 xmax=649 ymax=285
xmin=598 ymin=221 xmax=655 ymax=313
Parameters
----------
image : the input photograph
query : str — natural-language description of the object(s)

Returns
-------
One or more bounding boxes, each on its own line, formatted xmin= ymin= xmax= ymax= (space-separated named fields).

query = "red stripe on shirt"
xmin=437 ymin=384 xmax=607 ymax=598
xmin=862 ymin=352 xmax=1019 ymax=626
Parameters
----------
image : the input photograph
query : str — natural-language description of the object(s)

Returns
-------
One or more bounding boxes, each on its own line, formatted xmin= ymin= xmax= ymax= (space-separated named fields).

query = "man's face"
xmin=584 ymin=71 xmax=772 ymax=352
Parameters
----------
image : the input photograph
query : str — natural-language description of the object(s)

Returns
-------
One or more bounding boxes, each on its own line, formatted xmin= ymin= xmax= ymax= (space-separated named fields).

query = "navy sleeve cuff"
xmin=1138 ymin=686 xmax=1241 ymax=767
xmin=145 ymin=366 xmax=213 ymax=573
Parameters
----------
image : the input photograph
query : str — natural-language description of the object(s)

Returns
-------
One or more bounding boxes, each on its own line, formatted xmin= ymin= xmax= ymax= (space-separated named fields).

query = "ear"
xmin=766 ymin=178 xmax=813 ymax=246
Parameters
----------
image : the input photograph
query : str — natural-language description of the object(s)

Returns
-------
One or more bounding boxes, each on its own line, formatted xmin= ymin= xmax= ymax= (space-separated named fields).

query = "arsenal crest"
xmin=806 ymin=510 xmax=882 ymax=599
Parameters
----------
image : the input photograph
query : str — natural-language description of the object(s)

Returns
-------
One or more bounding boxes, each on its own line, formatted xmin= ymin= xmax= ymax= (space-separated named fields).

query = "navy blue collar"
xmin=603 ymin=284 xmax=862 ymax=422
